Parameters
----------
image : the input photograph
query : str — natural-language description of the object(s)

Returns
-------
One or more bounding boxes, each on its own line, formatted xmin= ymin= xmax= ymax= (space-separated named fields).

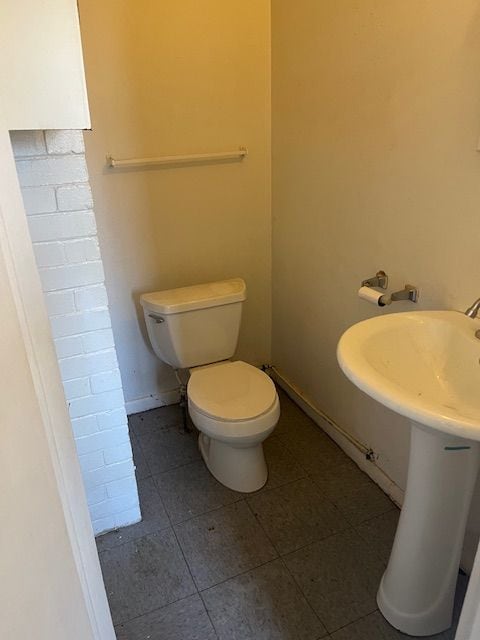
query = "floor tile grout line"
xmin=96 ymin=521 xmax=174 ymax=554
xmin=97 ymin=474 xmax=176 ymax=554
xmin=275 ymin=435 xmax=352 ymax=481
xmin=170 ymin=497 xmax=359 ymax=592
xmin=275 ymin=525 xmax=386 ymax=636
xmin=242 ymin=498 xmax=331 ymax=637
xmin=131 ymin=419 xmax=195 ymax=440
xmin=151 ymin=457 xmax=203 ymax=477
xmin=274 ymin=526 xmax=390 ymax=619
xmin=135 ymin=440 xmax=202 ymax=477
xmin=278 ymin=524 xmax=357 ymax=559
xmin=244 ymin=498 xmax=280 ymax=553
xmin=134 ymin=400 xmax=396 ymax=521
xmin=169 ymin=499 xmax=217 ymax=592
xmin=196 ymin=590 xmax=221 ymax=640
xmin=197 ymin=556 xmax=282 ymax=595
xmin=275 ymin=411 xmax=400 ymax=519
xmin=277 ymin=550 xmax=331 ymax=634
xmin=188 ymin=526 xmax=378 ymax=596
xmin=131 ymin=416 xmax=199 ymax=470
xmin=128 ymin=420 xmax=389 ymax=555
xmin=301 ymin=457 xmax=399 ymax=526
xmin=146 ymin=425 xmax=325 ymax=524
xmin=168 ymin=511 xmax=221 ymax=640
xmin=131 ymin=416 xmax=334 ymax=536
xmin=113 ymin=592 xmax=210 ymax=631
xmin=278 ymin=543 xmax=379 ymax=639
xmin=151 ymin=457 xmax=205 ymax=480
xmin=166 ymin=495 xmax=245 ymax=527
xmin=149 ymin=459 xmax=246 ymax=524
xmin=149 ymin=468 xmax=175 ymax=527
xmin=327 ymin=608 xmax=382 ymax=636
xmin=133 ymin=427 xmax=195 ymax=442
xmin=160 ymin=471 xmax=319 ymax=528
xmin=117 ymin=398 xmax=402 ymax=638
xmin=132 ymin=416 xmax=394 ymax=549
xmin=245 ymin=472 xmax=359 ymax=553
xmin=171 ymin=496 xmax=284 ymax=595
xmin=169 ymin=495 xmax=248 ymax=529
xmin=148 ymin=462 xmax=364 ymax=551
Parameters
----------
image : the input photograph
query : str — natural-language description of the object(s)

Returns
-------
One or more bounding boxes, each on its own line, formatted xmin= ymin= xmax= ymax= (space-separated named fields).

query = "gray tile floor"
xmin=97 ymin=390 xmax=467 ymax=639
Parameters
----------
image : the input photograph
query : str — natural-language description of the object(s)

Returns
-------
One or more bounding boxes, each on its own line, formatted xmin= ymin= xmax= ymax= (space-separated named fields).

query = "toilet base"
xmin=198 ymin=433 xmax=268 ymax=493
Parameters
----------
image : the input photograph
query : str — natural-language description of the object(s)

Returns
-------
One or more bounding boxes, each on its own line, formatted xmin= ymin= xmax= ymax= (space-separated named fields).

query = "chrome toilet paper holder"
xmin=360 ymin=271 xmax=419 ymax=306
xmin=362 ymin=270 xmax=389 ymax=290
xmin=386 ymin=284 xmax=419 ymax=304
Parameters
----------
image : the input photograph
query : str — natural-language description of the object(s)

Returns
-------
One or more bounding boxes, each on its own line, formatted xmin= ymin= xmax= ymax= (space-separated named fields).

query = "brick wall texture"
xmin=10 ymin=130 xmax=141 ymax=535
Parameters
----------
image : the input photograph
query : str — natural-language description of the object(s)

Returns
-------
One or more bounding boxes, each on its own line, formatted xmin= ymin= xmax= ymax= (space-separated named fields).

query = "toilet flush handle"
xmin=148 ymin=313 xmax=165 ymax=324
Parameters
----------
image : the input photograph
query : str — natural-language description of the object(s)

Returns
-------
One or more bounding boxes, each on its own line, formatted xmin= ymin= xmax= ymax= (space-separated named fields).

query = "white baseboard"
xmin=125 ymin=387 xmax=180 ymax=415
xmin=270 ymin=367 xmax=405 ymax=507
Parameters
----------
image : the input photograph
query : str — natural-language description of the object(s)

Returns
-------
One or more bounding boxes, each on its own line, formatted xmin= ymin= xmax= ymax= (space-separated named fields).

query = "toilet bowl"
xmin=140 ymin=278 xmax=280 ymax=492
xmin=188 ymin=360 xmax=279 ymax=492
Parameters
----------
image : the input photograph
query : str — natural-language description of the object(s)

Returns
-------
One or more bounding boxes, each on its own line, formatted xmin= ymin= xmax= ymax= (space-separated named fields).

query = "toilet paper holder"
xmin=360 ymin=271 xmax=419 ymax=305
xmin=386 ymin=284 xmax=419 ymax=304
xmin=362 ymin=270 xmax=389 ymax=290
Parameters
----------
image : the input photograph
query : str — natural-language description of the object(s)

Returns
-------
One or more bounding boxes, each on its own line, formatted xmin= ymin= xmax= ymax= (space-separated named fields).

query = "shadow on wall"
xmin=132 ymin=289 xmax=152 ymax=354
xmin=130 ymin=287 xmax=181 ymax=408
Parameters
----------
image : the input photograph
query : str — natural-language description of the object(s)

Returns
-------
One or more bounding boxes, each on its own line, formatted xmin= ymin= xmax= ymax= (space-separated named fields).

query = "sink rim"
xmin=337 ymin=309 xmax=480 ymax=441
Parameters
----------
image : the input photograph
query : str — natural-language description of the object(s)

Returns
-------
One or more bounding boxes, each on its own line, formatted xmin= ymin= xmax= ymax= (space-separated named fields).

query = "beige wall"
xmin=0 ymin=210 xmax=95 ymax=640
xmin=78 ymin=0 xmax=272 ymax=411
xmin=272 ymin=1 xmax=480 ymax=566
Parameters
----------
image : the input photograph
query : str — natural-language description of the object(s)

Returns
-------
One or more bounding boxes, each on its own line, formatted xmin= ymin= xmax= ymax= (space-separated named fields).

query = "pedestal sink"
xmin=337 ymin=311 xmax=480 ymax=636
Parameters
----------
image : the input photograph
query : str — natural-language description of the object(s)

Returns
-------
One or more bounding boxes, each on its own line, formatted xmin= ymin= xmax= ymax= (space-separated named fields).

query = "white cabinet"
xmin=1 ymin=0 xmax=90 ymax=130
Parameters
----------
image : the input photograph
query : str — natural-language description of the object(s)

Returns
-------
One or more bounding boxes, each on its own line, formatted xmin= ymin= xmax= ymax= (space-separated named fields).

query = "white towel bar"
xmin=106 ymin=147 xmax=248 ymax=169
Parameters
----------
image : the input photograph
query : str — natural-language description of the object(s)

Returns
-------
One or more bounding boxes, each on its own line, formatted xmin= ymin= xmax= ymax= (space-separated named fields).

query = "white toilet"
xmin=140 ymin=278 xmax=280 ymax=492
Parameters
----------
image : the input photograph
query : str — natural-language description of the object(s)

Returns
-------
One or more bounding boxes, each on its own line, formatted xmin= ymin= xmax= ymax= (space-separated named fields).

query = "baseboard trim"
xmin=270 ymin=366 xmax=405 ymax=507
xmin=125 ymin=388 xmax=180 ymax=415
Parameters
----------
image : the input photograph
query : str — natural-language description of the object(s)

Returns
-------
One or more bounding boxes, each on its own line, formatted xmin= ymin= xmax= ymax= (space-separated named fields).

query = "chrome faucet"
xmin=465 ymin=298 xmax=480 ymax=318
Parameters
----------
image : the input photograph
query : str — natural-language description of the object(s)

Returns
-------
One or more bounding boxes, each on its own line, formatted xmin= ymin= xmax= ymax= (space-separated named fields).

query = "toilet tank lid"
xmin=140 ymin=278 xmax=246 ymax=315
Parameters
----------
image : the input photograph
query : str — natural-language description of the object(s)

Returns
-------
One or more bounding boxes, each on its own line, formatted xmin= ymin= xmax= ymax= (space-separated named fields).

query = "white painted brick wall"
xmin=74 ymin=283 xmax=108 ymax=310
xmin=50 ymin=309 xmax=111 ymax=338
xmin=65 ymin=238 xmax=101 ymax=264
xmin=57 ymin=184 xmax=93 ymax=211
xmin=28 ymin=210 xmax=97 ymax=242
xmin=22 ymin=186 xmax=57 ymax=214
xmin=10 ymin=130 xmax=140 ymax=535
xmin=59 ymin=350 xmax=119 ymax=381
xmin=45 ymin=290 xmax=76 ymax=316
xmin=39 ymin=261 xmax=105 ymax=292
xmin=34 ymin=242 xmax=66 ymax=268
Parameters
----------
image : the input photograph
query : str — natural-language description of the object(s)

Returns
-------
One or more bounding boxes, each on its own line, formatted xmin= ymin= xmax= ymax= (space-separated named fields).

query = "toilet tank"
xmin=140 ymin=278 xmax=246 ymax=369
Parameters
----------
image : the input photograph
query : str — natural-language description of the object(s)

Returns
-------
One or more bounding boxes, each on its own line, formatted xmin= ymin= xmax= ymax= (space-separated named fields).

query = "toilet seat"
xmin=187 ymin=361 xmax=280 ymax=444
xmin=189 ymin=394 xmax=280 ymax=443
xmin=188 ymin=361 xmax=277 ymax=422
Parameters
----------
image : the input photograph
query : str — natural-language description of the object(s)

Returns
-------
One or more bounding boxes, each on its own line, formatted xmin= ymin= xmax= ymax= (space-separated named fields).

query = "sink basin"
xmin=337 ymin=310 xmax=480 ymax=440
xmin=337 ymin=310 xmax=480 ymax=637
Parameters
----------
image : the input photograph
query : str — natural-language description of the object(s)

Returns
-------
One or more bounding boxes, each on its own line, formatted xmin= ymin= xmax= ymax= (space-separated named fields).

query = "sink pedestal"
xmin=378 ymin=422 xmax=480 ymax=636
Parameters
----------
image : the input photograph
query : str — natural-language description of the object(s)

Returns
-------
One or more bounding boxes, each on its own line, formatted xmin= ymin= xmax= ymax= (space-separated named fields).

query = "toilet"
xmin=140 ymin=278 xmax=280 ymax=492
